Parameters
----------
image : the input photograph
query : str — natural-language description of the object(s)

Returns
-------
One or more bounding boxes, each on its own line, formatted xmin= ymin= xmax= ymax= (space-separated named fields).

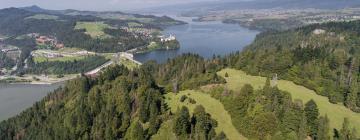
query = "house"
xmin=160 ymin=34 xmax=176 ymax=42
xmin=313 ymin=29 xmax=326 ymax=35
xmin=55 ymin=43 xmax=64 ymax=49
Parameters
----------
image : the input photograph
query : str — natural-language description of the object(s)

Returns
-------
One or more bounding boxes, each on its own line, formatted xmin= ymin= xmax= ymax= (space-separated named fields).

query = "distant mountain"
xmin=143 ymin=0 xmax=360 ymax=14
xmin=20 ymin=5 xmax=45 ymax=13
xmin=19 ymin=5 xmax=61 ymax=14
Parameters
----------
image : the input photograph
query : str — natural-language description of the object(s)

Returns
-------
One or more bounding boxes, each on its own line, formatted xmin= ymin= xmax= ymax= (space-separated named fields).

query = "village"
xmin=0 ymin=17 xmax=180 ymax=84
xmin=0 ymin=32 xmax=170 ymax=84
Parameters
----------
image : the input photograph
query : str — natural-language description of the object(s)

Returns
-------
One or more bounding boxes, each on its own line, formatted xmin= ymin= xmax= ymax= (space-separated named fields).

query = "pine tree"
xmin=225 ymin=72 xmax=229 ymax=77
xmin=126 ymin=122 xmax=144 ymax=140
xmin=215 ymin=131 xmax=228 ymax=140
xmin=317 ymin=115 xmax=330 ymax=140
xmin=340 ymin=118 xmax=351 ymax=140
xmin=173 ymin=107 xmax=191 ymax=137
xmin=298 ymin=112 xmax=308 ymax=140
xmin=304 ymin=100 xmax=319 ymax=139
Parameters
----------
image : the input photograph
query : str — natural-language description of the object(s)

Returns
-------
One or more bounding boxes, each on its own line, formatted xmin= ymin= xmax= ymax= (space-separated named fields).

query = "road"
xmin=85 ymin=52 xmax=142 ymax=76
xmin=85 ymin=61 xmax=113 ymax=76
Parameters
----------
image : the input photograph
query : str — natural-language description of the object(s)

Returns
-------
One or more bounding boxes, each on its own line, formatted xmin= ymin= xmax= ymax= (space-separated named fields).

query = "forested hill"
xmin=0 ymin=55 xmax=226 ymax=140
xmin=0 ymin=7 xmax=183 ymax=53
xmin=225 ymin=20 xmax=360 ymax=112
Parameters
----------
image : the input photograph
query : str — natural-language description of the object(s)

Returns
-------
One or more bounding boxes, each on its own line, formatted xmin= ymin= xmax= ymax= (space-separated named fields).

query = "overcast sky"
xmin=0 ymin=0 xmax=225 ymax=11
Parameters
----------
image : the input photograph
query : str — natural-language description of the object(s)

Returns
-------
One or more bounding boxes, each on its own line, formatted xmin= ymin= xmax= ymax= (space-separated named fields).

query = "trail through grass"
xmin=217 ymin=68 xmax=360 ymax=135
xmin=164 ymin=90 xmax=247 ymax=140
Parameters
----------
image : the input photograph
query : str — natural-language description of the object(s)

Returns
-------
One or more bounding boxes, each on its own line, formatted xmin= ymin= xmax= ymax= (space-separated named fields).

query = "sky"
xmin=0 ymin=0 xmax=224 ymax=11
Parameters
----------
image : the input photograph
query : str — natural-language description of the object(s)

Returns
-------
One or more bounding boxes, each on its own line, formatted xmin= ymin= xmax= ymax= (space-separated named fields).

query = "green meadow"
xmin=163 ymin=90 xmax=247 ymax=140
xmin=217 ymin=68 xmax=360 ymax=135
xmin=75 ymin=22 xmax=113 ymax=38
xmin=33 ymin=56 xmax=87 ymax=63
xmin=26 ymin=14 xmax=59 ymax=20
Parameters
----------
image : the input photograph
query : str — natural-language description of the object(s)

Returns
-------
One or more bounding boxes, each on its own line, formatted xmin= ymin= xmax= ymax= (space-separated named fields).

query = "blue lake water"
xmin=0 ymin=83 xmax=62 ymax=121
xmin=134 ymin=16 xmax=259 ymax=63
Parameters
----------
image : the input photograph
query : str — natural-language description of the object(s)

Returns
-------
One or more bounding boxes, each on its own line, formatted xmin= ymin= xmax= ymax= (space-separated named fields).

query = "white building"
xmin=160 ymin=34 xmax=176 ymax=42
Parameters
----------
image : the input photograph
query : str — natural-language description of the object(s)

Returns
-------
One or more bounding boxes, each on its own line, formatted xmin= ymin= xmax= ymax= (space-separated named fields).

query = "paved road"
xmin=85 ymin=61 xmax=113 ymax=75
xmin=85 ymin=52 xmax=142 ymax=76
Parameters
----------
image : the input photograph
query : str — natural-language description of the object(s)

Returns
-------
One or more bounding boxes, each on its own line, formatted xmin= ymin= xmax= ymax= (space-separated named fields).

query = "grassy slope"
xmin=151 ymin=120 xmax=176 ymax=140
xmin=34 ymin=56 xmax=87 ymax=63
xmin=162 ymin=90 xmax=247 ymax=140
xmin=74 ymin=22 xmax=113 ymax=38
xmin=118 ymin=58 xmax=138 ymax=70
xmin=26 ymin=14 xmax=59 ymax=20
xmin=217 ymin=68 xmax=360 ymax=135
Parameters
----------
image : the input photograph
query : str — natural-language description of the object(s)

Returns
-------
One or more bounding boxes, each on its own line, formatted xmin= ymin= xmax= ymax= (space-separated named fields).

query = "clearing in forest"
xmin=162 ymin=90 xmax=247 ymax=140
xmin=75 ymin=22 xmax=113 ymax=38
xmin=217 ymin=68 xmax=360 ymax=135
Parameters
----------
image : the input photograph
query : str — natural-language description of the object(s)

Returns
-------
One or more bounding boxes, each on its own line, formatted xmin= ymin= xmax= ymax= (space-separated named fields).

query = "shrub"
xmin=180 ymin=95 xmax=188 ymax=102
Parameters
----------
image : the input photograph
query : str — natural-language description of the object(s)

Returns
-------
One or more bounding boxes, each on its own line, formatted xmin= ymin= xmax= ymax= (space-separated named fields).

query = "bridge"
xmin=85 ymin=52 xmax=142 ymax=76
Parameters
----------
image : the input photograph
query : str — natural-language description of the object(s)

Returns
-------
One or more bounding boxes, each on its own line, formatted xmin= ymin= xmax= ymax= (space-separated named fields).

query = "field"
xmin=32 ymin=48 xmax=94 ymax=63
xmin=26 ymin=14 xmax=59 ymax=20
xmin=163 ymin=90 xmax=247 ymax=140
xmin=217 ymin=68 xmax=360 ymax=135
xmin=74 ymin=22 xmax=113 ymax=38
xmin=151 ymin=120 xmax=176 ymax=140
xmin=33 ymin=56 xmax=87 ymax=63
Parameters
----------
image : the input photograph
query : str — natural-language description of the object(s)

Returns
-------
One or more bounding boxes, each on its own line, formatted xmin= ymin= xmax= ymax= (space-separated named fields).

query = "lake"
xmin=134 ymin=16 xmax=259 ymax=63
xmin=0 ymin=83 xmax=63 ymax=121
xmin=0 ymin=16 xmax=259 ymax=121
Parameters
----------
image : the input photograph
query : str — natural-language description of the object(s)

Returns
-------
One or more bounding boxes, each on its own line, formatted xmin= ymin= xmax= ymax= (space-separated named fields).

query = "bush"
xmin=57 ymin=74 xmax=64 ymax=78
xmin=189 ymin=98 xmax=196 ymax=104
xmin=180 ymin=95 xmax=188 ymax=102
xmin=225 ymin=72 xmax=229 ymax=77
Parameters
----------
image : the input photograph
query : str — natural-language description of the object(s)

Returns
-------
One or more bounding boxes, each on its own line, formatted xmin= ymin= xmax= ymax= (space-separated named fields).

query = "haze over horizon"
xmin=0 ymin=0 xmax=230 ymax=11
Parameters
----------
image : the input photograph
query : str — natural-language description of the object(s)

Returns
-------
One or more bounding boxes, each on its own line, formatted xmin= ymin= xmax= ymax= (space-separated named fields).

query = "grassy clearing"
xmin=33 ymin=56 xmax=87 ymax=63
xmin=164 ymin=90 xmax=247 ymax=140
xmin=26 ymin=14 xmax=59 ymax=20
xmin=57 ymin=47 xmax=86 ymax=53
xmin=147 ymin=42 xmax=162 ymax=51
xmin=118 ymin=58 xmax=139 ymax=70
xmin=74 ymin=22 xmax=113 ymax=38
xmin=217 ymin=68 xmax=360 ymax=135
xmin=151 ymin=120 xmax=176 ymax=140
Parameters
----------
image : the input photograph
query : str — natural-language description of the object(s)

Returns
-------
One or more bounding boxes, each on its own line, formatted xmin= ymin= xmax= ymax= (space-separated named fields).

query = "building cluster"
xmin=304 ymin=15 xmax=360 ymax=24
xmin=0 ymin=46 xmax=21 ymax=61
xmin=120 ymin=27 xmax=155 ymax=38
xmin=28 ymin=33 xmax=65 ymax=49
xmin=159 ymin=35 xmax=176 ymax=42
xmin=313 ymin=29 xmax=326 ymax=35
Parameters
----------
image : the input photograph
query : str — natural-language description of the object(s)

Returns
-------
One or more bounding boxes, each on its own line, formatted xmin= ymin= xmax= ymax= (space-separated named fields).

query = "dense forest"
xmin=224 ymin=20 xmax=360 ymax=112
xmin=144 ymin=54 xmax=225 ymax=92
xmin=25 ymin=55 xmax=108 ymax=75
xmin=0 ymin=52 xmax=16 ymax=69
xmin=207 ymin=79 xmax=357 ymax=140
xmin=0 ymin=55 xmax=226 ymax=140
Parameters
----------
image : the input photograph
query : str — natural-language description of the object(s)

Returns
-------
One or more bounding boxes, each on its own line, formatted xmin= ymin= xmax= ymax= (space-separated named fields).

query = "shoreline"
xmin=1 ymin=74 xmax=78 ymax=85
